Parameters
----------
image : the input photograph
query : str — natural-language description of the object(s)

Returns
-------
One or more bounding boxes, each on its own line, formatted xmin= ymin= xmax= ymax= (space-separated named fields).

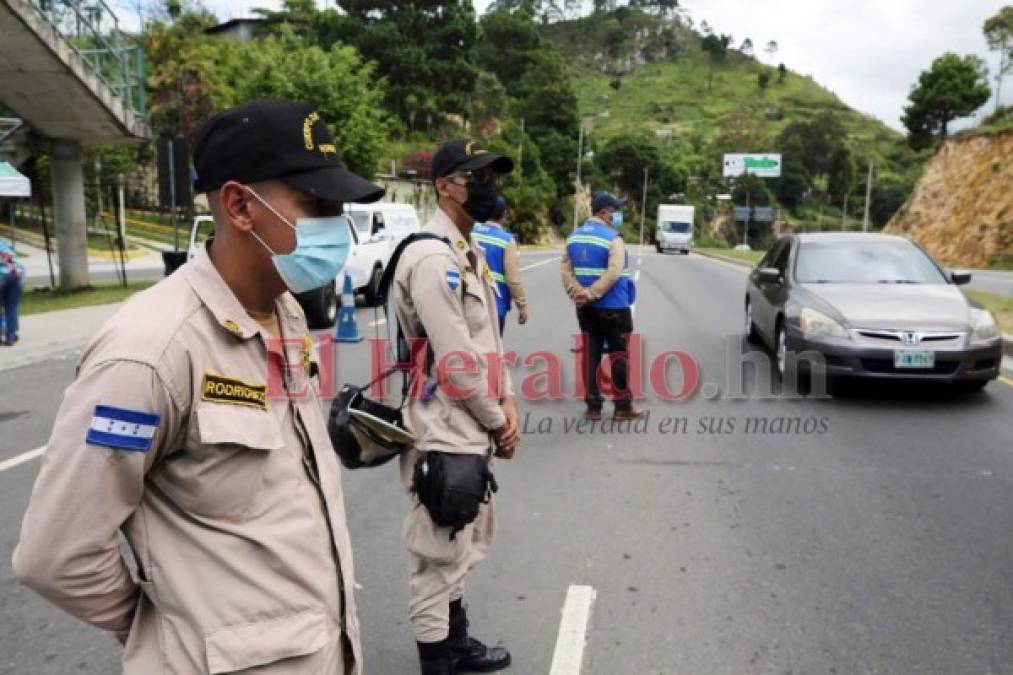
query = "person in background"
xmin=0 ymin=240 xmax=25 ymax=346
xmin=472 ymin=197 xmax=528 ymax=335
xmin=561 ymin=190 xmax=647 ymax=421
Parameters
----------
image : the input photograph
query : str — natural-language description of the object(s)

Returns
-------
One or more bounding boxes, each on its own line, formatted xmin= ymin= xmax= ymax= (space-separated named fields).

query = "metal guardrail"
xmin=28 ymin=0 xmax=146 ymax=118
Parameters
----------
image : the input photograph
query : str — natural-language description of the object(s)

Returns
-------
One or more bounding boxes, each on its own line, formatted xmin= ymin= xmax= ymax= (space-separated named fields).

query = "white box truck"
xmin=655 ymin=204 xmax=694 ymax=254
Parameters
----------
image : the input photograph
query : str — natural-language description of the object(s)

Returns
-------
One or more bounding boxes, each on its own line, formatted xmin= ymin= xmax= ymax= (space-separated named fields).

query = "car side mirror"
xmin=757 ymin=267 xmax=781 ymax=284
xmin=950 ymin=270 xmax=972 ymax=286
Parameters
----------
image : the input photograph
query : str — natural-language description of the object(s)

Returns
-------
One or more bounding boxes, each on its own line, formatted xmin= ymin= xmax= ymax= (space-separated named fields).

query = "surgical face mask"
xmin=460 ymin=181 xmax=500 ymax=223
xmin=245 ymin=187 xmax=351 ymax=294
xmin=611 ymin=211 xmax=624 ymax=227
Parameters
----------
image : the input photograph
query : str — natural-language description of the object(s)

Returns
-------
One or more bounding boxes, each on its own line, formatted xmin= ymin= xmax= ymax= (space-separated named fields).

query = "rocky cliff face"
xmin=885 ymin=130 xmax=1012 ymax=268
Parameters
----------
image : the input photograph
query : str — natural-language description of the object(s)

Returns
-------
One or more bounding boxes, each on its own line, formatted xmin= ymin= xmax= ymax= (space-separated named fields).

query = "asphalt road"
xmin=2 ymin=249 xmax=1012 ymax=674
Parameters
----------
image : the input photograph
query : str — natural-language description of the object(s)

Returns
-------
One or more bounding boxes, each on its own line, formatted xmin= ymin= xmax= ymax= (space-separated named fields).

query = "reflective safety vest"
xmin=472 ymin=222 xmax=513 ymax=316
xmin=566 ymin=219 xmax=635 ymax=309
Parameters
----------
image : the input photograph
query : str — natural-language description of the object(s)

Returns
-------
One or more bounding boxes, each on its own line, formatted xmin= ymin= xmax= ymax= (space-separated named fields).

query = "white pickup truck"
xmin=186 ymin=202 xmax=420 ymax=328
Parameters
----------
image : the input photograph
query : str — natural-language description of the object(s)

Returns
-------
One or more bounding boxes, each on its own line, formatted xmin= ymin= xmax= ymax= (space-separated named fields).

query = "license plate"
xmin=894 ymin=350 xmax=935 ymax=369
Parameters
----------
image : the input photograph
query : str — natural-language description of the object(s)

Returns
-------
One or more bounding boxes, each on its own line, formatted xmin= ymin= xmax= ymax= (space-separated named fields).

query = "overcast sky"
xmin=118 ymin=1 xmax=1009 ymax=131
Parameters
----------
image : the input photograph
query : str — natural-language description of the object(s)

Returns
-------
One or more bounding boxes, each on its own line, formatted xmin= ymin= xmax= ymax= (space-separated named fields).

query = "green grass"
xmin=987 ymin=256 xmax=1013 ymax=271
xmin=22 ymin=281 xmax=156 ymax=316
xmin=964 ymin=290 xmax=1013 ymax=336
xmin=696 ymin=247 xmax=763 ymax=264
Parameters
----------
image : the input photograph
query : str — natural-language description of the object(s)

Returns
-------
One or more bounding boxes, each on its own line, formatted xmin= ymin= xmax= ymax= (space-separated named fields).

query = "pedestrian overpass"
xmin=0 ymin=0 xmax=150 ymax=288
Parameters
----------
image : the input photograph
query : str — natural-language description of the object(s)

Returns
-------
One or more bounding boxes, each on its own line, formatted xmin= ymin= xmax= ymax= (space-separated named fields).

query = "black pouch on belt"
xmin=412 ymin=451 xmax=498 ymax=539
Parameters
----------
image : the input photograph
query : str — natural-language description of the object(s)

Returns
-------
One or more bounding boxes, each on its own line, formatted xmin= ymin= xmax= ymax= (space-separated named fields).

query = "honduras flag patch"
xmin=86 ymin=405 xmax=161 ymax=452
xmin=445 ymin=265 xmax=461 ymax=291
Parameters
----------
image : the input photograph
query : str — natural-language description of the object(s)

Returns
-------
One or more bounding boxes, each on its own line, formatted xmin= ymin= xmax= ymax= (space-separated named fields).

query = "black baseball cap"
xmin=192 ymin=99 xmax=384 ymax=203
xmin=431 ymin=139 xmax=514 ymax=180
xmin=591 ymin=190 xmax=627 ymax=213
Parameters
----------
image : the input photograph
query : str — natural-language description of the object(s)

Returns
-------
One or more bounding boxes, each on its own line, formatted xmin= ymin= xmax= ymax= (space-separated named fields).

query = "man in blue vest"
xmin=561 ymin=191 xmax=646 ymax=420
xmin=473 ymin=197 xmax=528 ymax=335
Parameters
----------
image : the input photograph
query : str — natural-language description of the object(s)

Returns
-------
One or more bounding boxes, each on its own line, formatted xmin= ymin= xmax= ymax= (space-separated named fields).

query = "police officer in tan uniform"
xmin=391 ymin=140 xmax=520 ymax=674
xmin=12 ymin=99 xmax=383 ymax=674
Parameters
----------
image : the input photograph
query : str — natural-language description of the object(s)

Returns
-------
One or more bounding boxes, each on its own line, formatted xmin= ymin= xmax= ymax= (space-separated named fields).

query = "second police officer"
xmin=390 ymin=139 xmax=520 ymax=674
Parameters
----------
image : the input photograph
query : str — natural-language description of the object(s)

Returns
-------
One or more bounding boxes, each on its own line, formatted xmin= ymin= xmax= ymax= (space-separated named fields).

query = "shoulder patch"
xmin=445 ymin=264 xmax=461 ymax=291
xmin=86 ymin=405 xmax=161 ymax=452
xmin=201 ymin=372 xmax=268 ymax=410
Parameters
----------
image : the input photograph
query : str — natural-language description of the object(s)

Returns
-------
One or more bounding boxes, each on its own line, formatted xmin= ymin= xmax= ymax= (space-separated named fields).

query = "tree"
xmin=984 ymin=6 xmax=1013 ymax=112
xmin=595 ymin=132 xmax=662 ymax=205
xmin=773 ymin=112 xmax=848 ymax=211
xmin=147 ymin=25 xmax=390 ymax=176
xmin=739 ymin=38 xmax=753 ymax=57
xmin=757 ymin=71 xmax=770 ymax=91
xmin=902 ymin=53 xmax=991 ymax=148
xmin=777 ymin=62 xmax=787 ymax=83
xmin=701 ymin=33 xmax=732 ymax=91
xmin=321 ymin=2 xmax=479 ymax=125
xmin=764 ymin=40 xmax=778 ymax=62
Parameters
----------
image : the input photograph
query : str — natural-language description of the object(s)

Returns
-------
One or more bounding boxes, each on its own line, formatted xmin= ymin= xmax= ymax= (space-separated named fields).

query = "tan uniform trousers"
xmin=402 ymin=487 xmax=496 ymax=643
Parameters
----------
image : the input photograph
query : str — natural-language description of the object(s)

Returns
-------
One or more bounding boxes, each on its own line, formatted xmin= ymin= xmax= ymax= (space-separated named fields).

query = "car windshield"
xmin=661 ymin=221 xmax=691 ymax=233
xmin=795 ymin=240 xmax=947 ymax=284
xmin=347 ymin=210 xmax=370 ymax=235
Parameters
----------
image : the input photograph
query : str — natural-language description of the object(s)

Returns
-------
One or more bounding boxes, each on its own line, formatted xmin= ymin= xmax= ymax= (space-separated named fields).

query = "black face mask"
xmin=460 ymin=182 xmax=499 ymax=223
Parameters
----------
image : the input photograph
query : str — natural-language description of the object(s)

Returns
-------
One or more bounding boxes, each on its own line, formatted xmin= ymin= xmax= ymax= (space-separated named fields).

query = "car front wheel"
xmin=300 ymin=282 xmax=338 ymax=329
xmin=363 ymin=265 xmax=383 ymax=306
xmin=744 ymin=298 xmax=760 ymax=343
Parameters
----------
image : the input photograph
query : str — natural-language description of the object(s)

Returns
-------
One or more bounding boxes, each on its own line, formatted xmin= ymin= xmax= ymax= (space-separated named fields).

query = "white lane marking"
xmin=0 ymin=446 xmax=46 ymax=474
xmin=368 ymin=317 xmax=386 ymax=327
xmin=521 ymin=256 xmax=561 ymax=272
xmin=549 ymin=584 xmax=597 ymax=675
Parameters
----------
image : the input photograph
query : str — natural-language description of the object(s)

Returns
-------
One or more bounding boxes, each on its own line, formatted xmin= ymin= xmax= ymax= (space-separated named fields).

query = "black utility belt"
xmin=412 ymin=450 xmax=498 ymax=540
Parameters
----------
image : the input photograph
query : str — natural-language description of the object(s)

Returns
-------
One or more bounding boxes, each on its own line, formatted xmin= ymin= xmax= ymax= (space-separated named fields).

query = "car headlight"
xmin=969 ymin=309 xmax=1000 ymax=343
xmin=799 ymin=307 xmax=850 ymax=339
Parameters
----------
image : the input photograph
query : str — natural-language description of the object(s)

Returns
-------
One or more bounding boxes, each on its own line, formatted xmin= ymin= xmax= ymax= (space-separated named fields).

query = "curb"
xmin=693 ymin=249 xmax=755 ymax=269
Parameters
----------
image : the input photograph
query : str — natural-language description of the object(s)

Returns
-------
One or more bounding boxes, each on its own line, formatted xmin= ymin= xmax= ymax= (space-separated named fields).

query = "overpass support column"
xmin=50 ymin=139 xmax=89 ymax=289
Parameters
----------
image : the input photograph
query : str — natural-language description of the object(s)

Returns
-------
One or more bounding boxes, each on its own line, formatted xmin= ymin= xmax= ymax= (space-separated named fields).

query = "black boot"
xmin=418 ymin=639 xmax=455 ymax=675
xmin=448 ymin=600 xmax=511 ymax=673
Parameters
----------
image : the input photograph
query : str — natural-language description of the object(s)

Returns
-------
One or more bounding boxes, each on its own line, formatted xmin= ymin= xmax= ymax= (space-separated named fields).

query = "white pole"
xmin=861 ymin=159 xmax=873 ymax=232
xmin=518 ymin=117 xmax=525 ymax=172
xmin=572 ymin=124 xmax=585 ymax=231
xmin=639 ymin=167 xmax=648 ymax=248
xmin=118 ymin=178 xmax=126 ymax=243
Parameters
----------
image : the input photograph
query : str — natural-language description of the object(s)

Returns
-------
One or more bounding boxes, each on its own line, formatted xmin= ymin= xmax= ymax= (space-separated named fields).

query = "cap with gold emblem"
xmin=431 ymin=139 xmax=514 ymax=180
xmin=192 ymin=99 xmax=384 ymax=203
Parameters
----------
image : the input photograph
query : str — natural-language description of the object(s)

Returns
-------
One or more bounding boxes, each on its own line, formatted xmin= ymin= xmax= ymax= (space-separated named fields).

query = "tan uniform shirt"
xmin=560 ymin=218 xmax=627 ymax=300
xmin=493 ymin=224 xmax=527 ymax=312
xmin=392 ymin=208 xmax=514 ymax=469
xmin=13 ymin=244 xmax=361 ymax=674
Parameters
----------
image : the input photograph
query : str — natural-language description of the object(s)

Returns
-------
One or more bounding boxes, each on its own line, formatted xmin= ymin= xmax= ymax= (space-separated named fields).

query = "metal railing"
xmin=29 ymin=0 xmax=146 ymax=118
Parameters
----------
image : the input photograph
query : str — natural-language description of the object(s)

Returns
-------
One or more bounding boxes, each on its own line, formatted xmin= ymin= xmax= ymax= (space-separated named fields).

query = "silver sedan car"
xmin=744 ymin=233 xmax=1003 ymax=391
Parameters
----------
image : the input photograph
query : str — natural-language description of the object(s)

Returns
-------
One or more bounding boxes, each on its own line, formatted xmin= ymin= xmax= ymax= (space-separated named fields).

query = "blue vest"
xmin=566 ymin=219 xmax=635 ymax=309
xmin=472 ymin=223 xmax=513 ymax=316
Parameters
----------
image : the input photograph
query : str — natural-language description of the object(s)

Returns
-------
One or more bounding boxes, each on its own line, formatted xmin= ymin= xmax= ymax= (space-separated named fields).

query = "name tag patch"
xmin=86 ymin=405 xmax=161 ymax=452
xmin=201 ymin=372 xmax=268 ymax=410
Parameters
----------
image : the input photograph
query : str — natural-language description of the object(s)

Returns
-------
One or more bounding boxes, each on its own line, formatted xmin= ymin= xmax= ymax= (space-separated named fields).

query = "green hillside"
xmin=575 ymin=51 xmax=900 ymax=154
xmin=542 ymin=12 xmax=909 ymax=166
xmin=535 ymin=9 xmax=922 ymax=245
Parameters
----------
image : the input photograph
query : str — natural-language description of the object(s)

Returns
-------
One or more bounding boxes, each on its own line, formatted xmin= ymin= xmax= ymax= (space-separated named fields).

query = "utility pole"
xmin=861 ymin=159 xmax=873 ymax=232
xmin=743 ymin=187 xmax=751 ymax=248
xmin=572 ymin=123 xmax=585 ymax=231
xmin=517 ymin=117 xmax=525 ymax=173
xmin=639 ymin=167 xmax=648 ymax=248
